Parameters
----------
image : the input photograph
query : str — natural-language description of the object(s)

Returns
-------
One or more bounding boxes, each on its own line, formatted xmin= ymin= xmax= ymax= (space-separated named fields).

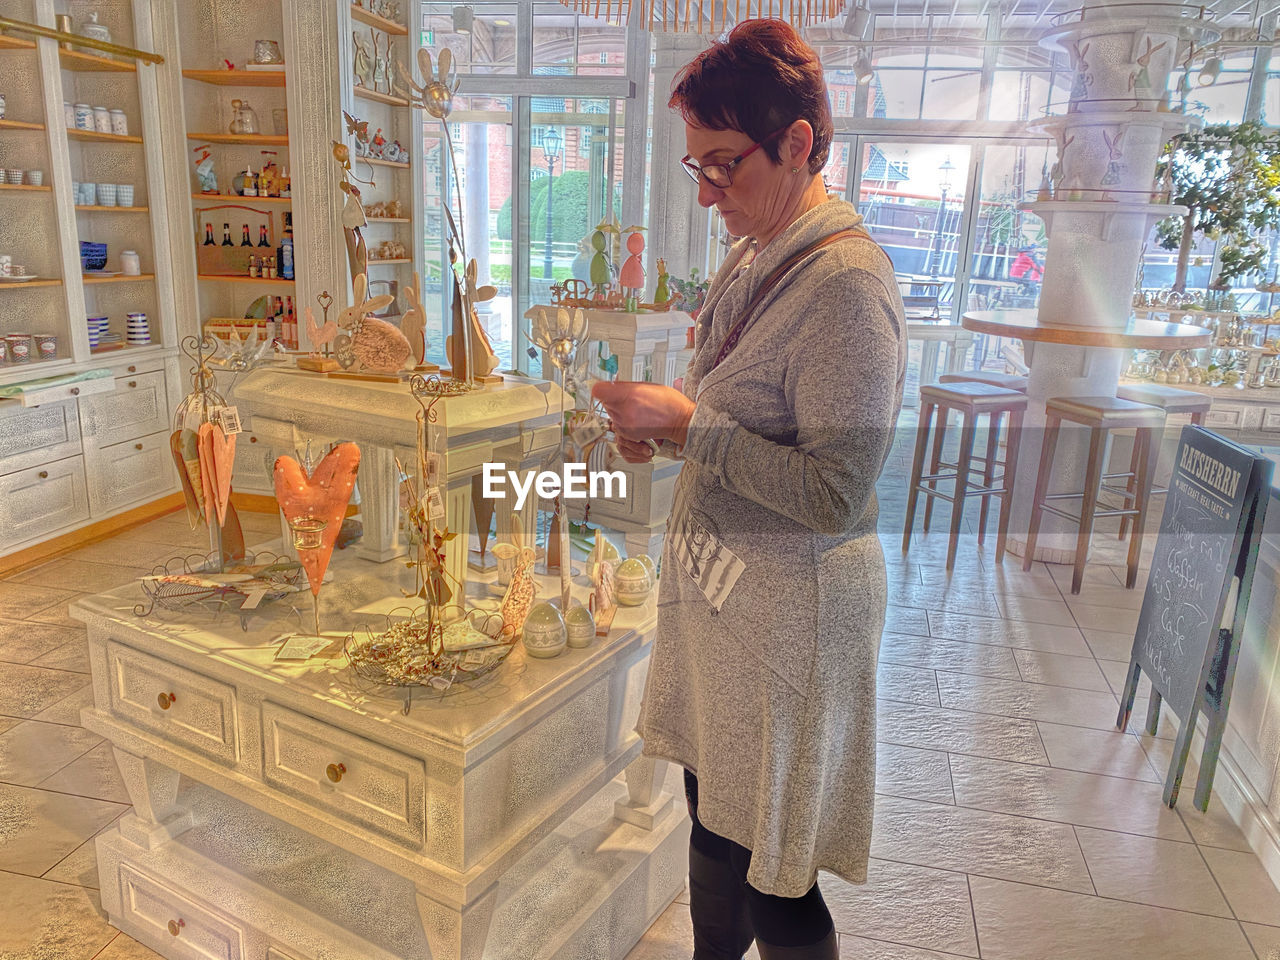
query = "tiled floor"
xmin=2 ymin=420 xmax=1279 ymax=960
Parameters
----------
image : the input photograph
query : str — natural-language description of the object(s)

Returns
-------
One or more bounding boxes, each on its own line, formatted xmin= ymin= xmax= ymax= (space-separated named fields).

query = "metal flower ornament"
xmin=532 ymin=306 xmax=589 ymax=377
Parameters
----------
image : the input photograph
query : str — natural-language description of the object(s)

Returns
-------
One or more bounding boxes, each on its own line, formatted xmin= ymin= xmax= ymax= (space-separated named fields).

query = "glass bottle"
xmin=277 ymin=212 xmax=295 ymax=281
xmin=241 ymin=223 xmax=252 ymax=247
xmin=203 ymin=223 xmax=215 ymax=246
xmin=228 ymin=99 xmax=259 ymax=136
xmin=221 ymin=223 xmax=233 ymax=247
xmin=258 ymin=225 xmax=270 ymax=248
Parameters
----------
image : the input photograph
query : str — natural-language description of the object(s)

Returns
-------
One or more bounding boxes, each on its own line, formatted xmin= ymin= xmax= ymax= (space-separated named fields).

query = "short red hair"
xmin=669 ymin=18 xmax=833 ymax=175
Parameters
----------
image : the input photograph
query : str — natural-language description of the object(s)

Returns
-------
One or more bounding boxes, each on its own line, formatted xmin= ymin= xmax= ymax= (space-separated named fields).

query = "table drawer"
xmin=80 ymin=370 xmax=168 ymax=447
xmin=0 ymin=400 xmax=81 ymax=474
xmin=261 ymin=701 xmax=426 ymax=848
xmin=0 ymin=456 xmax=89 ymax=551
xmin=118 ymin=863 xmax=244 ymax=960
xmin=1205 ymin=403 xmax=1246 ymax=431
xmin=86 ymin=431 xmax=175 ymax=515
xmin=106 ymin=642 xmax=239 ymax=766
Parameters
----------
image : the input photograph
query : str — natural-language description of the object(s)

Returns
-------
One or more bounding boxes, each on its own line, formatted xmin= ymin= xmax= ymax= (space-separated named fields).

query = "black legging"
xmin=684 ymin=769 xmax=835 ymax=948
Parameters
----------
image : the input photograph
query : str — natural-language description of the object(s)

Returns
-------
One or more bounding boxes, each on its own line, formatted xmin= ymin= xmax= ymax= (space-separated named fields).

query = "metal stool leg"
xmin=923 ymin=403 xmax=948 ymax=533
xmin=1023 ymin=413 xmax=1062 ymax=572
xmin=996 ymin=408 xmax=1023 ymax=565
xmin=1126 ymin=425 xmax=1158 ymax=588
xmin=1070 ymin=425 xmax=1107 ymax=595
xmin=977 ymin=410 xmax=1002 ymax=545
xmin=903 ymin=401 xmax=936 ymax=554
xmin=947 ymin=410 xmax=978 ymax=571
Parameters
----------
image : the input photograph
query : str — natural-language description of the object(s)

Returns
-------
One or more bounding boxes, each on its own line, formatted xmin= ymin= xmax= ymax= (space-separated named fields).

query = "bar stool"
xmin=903 ymin=381 xmax=1028 ymax=570
xmin=1023 ymin=396 xmax=1164 ymax=594
xmin=1113 ymin=384 xmax=1213 ymax=539
xmin=939 ymin=371 xmax=1029 ymax=392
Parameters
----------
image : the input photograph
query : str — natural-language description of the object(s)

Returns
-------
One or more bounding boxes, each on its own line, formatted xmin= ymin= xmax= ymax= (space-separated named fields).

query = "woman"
xmin=592 ymin=19 xmax=906 ymax=960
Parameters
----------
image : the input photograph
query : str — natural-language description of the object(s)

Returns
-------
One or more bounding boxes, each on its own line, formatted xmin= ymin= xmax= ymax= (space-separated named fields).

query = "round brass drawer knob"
xmin=38 ymin=470 xmax=48 ymax=479
xmin=157 ymin=692 xmax=177 ymax=710
xmin=326 ymin=762 xmax=346 ymax=783
xmin=70 ymin=387 xmax=79 ymax=396
xmin=167 ymin=919 xmax=185 ymax=936
xmin=127 ymin=365 xmax=137 ymax=373
xmin=135 ymin=443 xmax=144 ymax=450
xmin=128 ymin=380 xmax=137 ymax=388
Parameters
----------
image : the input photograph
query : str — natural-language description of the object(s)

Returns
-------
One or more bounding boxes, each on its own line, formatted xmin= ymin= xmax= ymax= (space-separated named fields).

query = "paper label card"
xmin=427 ymin=487 xmax=446 ymax=522
xmin=274 ymin=632 xmax=341 ymax=661
xmin=570 ymin=416 xmax=607 ymax=450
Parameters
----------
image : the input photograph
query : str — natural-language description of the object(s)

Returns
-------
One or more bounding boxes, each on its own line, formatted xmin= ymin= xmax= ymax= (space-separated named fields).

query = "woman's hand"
xmin=592 ymin=381 xmax=696 ymax=447
xmin=614 ymin=437 xmax=657 ymax=464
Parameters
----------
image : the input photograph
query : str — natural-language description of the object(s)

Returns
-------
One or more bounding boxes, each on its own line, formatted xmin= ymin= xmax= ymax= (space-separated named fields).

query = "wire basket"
xmin=345 ymin=605 xmax=518 ymax=688
xmin=135 ymin=550 xmax=306 ymax=628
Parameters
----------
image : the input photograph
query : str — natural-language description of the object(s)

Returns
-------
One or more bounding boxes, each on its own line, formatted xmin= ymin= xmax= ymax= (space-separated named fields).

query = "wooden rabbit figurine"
xmin=353 ymin=32 xmax=373 ymax=88
xmin=446 ymin=259 xmax=500 ymax=381
xmin=401 ymin=271 xmax=429 ymax=368
xmin=492 ymin=516 xmax=537 ymax=639
xmin=340 ymin=273 xmax=409 ymax=372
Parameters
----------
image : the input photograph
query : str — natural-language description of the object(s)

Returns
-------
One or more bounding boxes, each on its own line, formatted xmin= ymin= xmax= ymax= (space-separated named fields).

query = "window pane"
xmin=420 ymin=3 xmax=517 ymax=75
xmin=532 ymin=3 xmax=627 ymax=77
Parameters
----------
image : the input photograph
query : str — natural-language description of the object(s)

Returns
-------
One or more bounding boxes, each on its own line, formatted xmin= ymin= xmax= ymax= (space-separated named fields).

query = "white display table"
xmin=74 ymin=551 xmax=687 ymax=960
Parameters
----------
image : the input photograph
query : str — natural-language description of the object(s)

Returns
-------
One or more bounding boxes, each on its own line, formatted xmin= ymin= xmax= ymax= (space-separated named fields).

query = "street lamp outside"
xmin=542 ymin=127 xmax=562 ymax=280
xmin=929 ymin=155 xmax=956 ymax=279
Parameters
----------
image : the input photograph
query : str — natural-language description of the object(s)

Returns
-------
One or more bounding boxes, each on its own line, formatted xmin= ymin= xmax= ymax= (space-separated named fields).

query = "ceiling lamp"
xmin=842 ymin=2 xmax=871 ymax=38
xmin=853 ymin=48 xmax=874 ymax=84
xmin=1197 ymin=55 xmax=1222 ymax=85
xmin=555 ymin=0 xmax=852 ymax=33
xmin=452 ymin=4 xmax=474 ymax=34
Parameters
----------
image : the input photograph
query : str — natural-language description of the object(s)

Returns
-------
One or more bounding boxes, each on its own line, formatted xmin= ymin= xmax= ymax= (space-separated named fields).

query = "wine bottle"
xmin=203 ymin=223 xmax=215 ymax=246
xmin=258 ymin=225 xmax=270 ymax=248
xmin=241 ymin=223 xmax=252 ymax=247
xmin=221 ymin=223 xmax=233 ymax=246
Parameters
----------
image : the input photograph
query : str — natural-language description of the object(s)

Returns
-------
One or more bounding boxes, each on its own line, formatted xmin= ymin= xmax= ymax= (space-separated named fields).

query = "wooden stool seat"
xmin=939 ymin=371 xmax=1029 ymax=392
xmin=1116 ymin=383 xmax=1213 ymax=419
xmin=903 ymin=383 xmax=1027 ymax=570
xmin=1024 ymin=395 xmax=1164 ymax=593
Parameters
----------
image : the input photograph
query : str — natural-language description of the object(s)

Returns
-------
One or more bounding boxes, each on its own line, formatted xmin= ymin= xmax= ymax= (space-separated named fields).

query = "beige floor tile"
xmin=1035 ymin=722 xmax=1160 ymax=784
xmin=1064 ymin=582 xmax=1146 ymax=611
xmin=0 ymin=617 xmax=81 ymax=665
xmin=67 ymin=536 xmax=189 ymax=567
xmin=30 ymin=636 xmax=91 ymax=674
xmin=29 ymin=682 xmax=95 ymax=727
xmin=42 ymin=809 xmax=127 ymax=888
xmin=1097 ymin=658 xmax=1151 ymax=700
xmin=887 ymin=584 xmax=1000 ymax=620
xmin=824 ymin=860 xmax=978 ymax=956
xmin=621 ymin=900 xmax=760 ymax=960
xmin=38 ymin=741 xmax=129 ymax=803
xmin=876 ymin=743 xmax=954 ymax=805
xmin=1121 ymin=698 xmax=1179 ymax=742
xmin=933 ymin=567 xmax=1065 ymax=602
xmin=877 ymin=702 xmax=1048 ymax=765
xmin=1201 ymin=846 xmax=1280 ymax=924
xmin=1046 ymin=562 xmax=1124 ymax=591
xmin=879 ymin=633 xmax=1021 ymax=681
xmin=0 ymin=781 xmax=127 ymax=875
xmin=1082 ymin=628 xmax=1136 ymax=662
xmin=0 ymin=663 xmax=94 ymax=720
xmin=885 ymin=605 xmax=930 ymax=636
xmin=0 ymin=870 xmax=119 ymax=960
xmin=995 ymin=594 xmax=1077 ymax=626
xmin=878 ymin=663 xmax=940 ymax=706
xmin=0 ymin=581 xmax=78 ymax=620
xmin=925 ymin=611 xmax=1092 ymax=656
xmin=949 ymin=754 xmax=1190 ymax=841
xmin=836 ymin=936 xmax=977 ymax=960
xmin=1137 ymin=738 xmax=1257 ymax=850
xmin=968 ymin=875 xmax=1256 ymax=960
xmin=10 ymin=557 xmax=151 ymax=592
xmin=0 ymin=719 xmax=101 ymax=786
xmin=1074 ymin=826 xmax=1231 ymax=916
xmin=1013 ymin=650 xmax=1111 ymax=692
xmin=871 ymin=794 xmax=1092 ymax=893
xmin=93 ymin=932 xmax=167 ymax=959
xmin=935 ymin=672 xmax=1120 ymax=730
xmin=1068 ymin=601 xmax=1141 ymax=635
xmin=26 ymin=594 xmax=91 ymax=628
xmin=1243 ymin=922 xmax=1280 ymax=960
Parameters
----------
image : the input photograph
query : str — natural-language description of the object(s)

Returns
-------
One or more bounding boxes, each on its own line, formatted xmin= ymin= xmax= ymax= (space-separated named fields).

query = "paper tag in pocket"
xmin=672 ymin=511 xmax=745 ymax=612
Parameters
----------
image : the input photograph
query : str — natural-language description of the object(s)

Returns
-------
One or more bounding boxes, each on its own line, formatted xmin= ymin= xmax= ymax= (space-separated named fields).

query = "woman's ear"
xmin=783 ymin=120 xmax=814 ymax=170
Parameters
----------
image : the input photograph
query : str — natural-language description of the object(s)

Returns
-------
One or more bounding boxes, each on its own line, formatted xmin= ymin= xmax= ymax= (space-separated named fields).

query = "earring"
xmin=791 ymin=166 xmax=800 ymax=174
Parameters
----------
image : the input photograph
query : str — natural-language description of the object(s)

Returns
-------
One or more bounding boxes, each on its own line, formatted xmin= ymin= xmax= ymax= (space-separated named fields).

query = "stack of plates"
xmin=86 ymin=316 xmax=109 ymax=349
xmin=126 ymin=312 xmax=150 ymax=345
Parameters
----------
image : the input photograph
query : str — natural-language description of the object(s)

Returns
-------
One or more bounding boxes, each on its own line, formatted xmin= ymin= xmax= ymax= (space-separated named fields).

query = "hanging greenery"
xmin=1155 ymin=121 xmax=1280 ymax=290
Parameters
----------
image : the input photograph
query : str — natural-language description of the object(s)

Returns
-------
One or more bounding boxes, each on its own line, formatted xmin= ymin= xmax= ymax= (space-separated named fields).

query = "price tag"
xmin=219 ymin=406 xmax=244 ymax=435
xmin=428 ymin=675 xmax=453 ymax=691
xmin=425 ymin=451 xmax=442 ymax=486
xmin=274 ymin=633 xmax=338 ymax=661
xmin=570 ymin=416 xmax=607 ymax=450
xmin=427 ymin=487 xmax=446 ymax=522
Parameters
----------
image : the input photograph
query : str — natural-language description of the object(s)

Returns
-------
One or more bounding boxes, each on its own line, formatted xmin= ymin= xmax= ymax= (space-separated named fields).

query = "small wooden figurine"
xmin=589 ymin=228 xmax=611 ymax=300
xmin=619 ymin=229 xmax=645 ymax=313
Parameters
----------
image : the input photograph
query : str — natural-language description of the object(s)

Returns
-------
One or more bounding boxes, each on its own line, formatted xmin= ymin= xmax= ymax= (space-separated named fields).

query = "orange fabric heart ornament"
xmin=272 ymin=443 xmax=361 ymax=596
xmin=197 ymin=423 xmax=235 ymax=527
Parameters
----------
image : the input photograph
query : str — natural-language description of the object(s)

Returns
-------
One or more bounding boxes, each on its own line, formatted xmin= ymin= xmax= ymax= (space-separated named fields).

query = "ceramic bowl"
xmin=615 ymin=558 xmax=653 ymax=606
xmin=522 ymin=601 xmax=566 ymax=659
xmin=564 ymin=603 xmax=595 ymax=648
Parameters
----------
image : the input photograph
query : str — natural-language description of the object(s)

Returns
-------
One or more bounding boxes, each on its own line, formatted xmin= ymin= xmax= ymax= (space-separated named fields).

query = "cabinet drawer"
xmin=232 ymin=433 xmax=285 ymax=495
xmin=106 ymin=642 xmax=239 ymax=765
xmin=267 ymin=948 xmax=307 ymax=960
xmin=0 ymin=457 xmax=89 ymax=550
xmin=261 ymin=702 xmax=426 ymax=847
xmin=80 ymin=370 xmax=168 ymax=447
xmin=1205 ymin=404 xmax=1246 ymax=430
xmin=118 ymin=863 xmax=243 ymax=960
xmin=0 ymin=400 xmax=81 ymax=474
xmin=86 ymin=431 xmax=175 ymax=515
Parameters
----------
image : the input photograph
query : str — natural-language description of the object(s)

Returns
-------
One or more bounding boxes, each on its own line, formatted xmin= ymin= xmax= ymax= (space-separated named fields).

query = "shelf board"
xmin=182 ymin=68 xmax=286 ymax=87
xmin=197 ymin=274 xmax=295 ymax=285
xmin=350 ymin=4 xmax=409 ymax=34
xmin=67 ymin=128 xmax=143 ymax=144
xmin=59 ymin=48 xmax=137 ymax=72
xmin=366 ymin=217 xmax=411 ymax=223
xmin=368 ymin=258 xmax=411 ymax=265
xmin=76 ymin=204 xmax=149 ymax=212
xmin=364 ymin=156 xmax=410 ymax=169
xmin=0 ymin=118 xmax=45 ymax=131
xmin=82 ymin=273 xmax=154 ymax=284
xmin=191 ymin=192 xmax=290 ymax=204
xmin=0 ymin=35 xmax=37 ymax=52
xmin=354 ymin=86 xmax=409 ymax=108
xmin=188 ymin=132 xmax=288 ymax=146
xmin=0 ymin=278 xmax=62 ymax=290
xmin=0 ymin=183 xmax=52 ymax=193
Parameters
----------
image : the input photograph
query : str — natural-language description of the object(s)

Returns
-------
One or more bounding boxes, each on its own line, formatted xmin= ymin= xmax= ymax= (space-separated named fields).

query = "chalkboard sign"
xmin=1118 ymin=424 xmax=1272 ymax=810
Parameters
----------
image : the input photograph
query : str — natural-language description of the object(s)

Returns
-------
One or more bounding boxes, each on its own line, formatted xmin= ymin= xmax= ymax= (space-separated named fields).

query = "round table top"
xmin=962 ymin=309 xmax=1214 ymax=350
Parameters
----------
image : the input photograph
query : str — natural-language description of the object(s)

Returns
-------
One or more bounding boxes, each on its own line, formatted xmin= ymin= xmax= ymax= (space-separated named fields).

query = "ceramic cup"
xmin=5 ymin=169 xmax=22 ymax=185
xmin=116 ymin=184 xmax=134 ymax=206
xmin=10 ymin=265 xmax=25 ymax=278
xmin=93 ymin=106 xmax=111 ymax=133
xmin=0 ymin=255 xmax=11 ymax=276
xmin=6 ymin=335 xmax=32 ymax=363
xmin=120 ymin=250 xmax=140 ymax=276
xmin=97 ymin=183 xmax=116 ymax=206
xmin=79 ymin=182 xmax=97 ymax=205
xmin=109 ymin=109 xmax=127 ymax=137
xmin=72 ymin=180 xmax=81 ymax=200
xmin=0 ymin=339 xmax=8 ymax=364
xmin=74 ymin=103 xmax=93 ymax=130
xmin=34 ymin=334 xmax=57 ymax=359
xmin=63 ymin=101 xmax=75 ymax=128
xmin=25 ymin=171 xmax=42 ymax=186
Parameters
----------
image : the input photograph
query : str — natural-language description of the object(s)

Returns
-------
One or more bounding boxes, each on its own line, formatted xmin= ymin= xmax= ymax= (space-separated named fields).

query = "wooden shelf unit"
xmin=187 ymin=132 xmax=289 ymax=146
xmin=368 ymin=258 xmax=411 ymax=265
xmin=67 ymin=128 xmax=143 ymax=144
xmin=364 ymin=156 xmax=410 ymax=169
xmin=0 ymin=183 xmax=52 ymax=193
xmin=366 ymin=216 xmax=411 ymax=223
xmin=82 ymin=273 xmax=155 ymax=284
xmin=354 ymin=86 xmax=409 ymax=107
xmin=59 ymin=48 xmax=137 ymax=72
xmin=0 ymin=35 xmax=37 ymax=52
xmin=0 ymin=278 xmax=62 ymax=290
xmin=196 ymin=274 xmax=296 ymax=286
xmin=0 ymin=118 xmax=45 ymax=131
xmin=76 ymin=205 xmax=149 ymax=212
xmin=191 ymin=193 xmax=291 ymax=204
xmin=182 ymin=69 xmax=286 ymax=87
xmin=350 ymin=4 xmax=409 ymax=34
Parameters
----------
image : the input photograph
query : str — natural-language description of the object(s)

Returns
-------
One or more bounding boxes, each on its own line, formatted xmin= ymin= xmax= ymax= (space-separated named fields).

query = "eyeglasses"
xmin=680 ymin=125 xmax=790 ymax=189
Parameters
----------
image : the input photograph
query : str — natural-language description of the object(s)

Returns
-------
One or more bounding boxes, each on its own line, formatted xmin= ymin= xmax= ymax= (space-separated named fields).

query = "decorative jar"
xmin=564 ymin=603 xmax=595 ymax=648
xmin=522 ymin=601 xmax=566 ymax=658
xmin=615 ymin=558 xmax=653 ymax=606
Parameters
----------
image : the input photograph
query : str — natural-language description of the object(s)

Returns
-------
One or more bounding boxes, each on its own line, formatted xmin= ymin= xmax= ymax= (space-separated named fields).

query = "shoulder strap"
xmin=710 ymin=228 xmax=868 ymax=372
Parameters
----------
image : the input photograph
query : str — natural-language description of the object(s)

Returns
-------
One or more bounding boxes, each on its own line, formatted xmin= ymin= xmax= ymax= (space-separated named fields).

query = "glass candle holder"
xmin=288 ymin=516 xmax=327 ymax=551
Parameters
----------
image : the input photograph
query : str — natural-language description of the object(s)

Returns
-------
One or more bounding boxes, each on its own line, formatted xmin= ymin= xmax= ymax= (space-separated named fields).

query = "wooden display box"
xmin=194 ymin=202 xmax=280 ymax=277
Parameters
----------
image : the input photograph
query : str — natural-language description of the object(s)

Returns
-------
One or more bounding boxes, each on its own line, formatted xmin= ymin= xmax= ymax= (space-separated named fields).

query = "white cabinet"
xmin=0 ymin=456 xmax=90 ymax=547
xmin=117 ymin=863 xmax=245 ymax=960
xmin=86 ymin=430 xmax=173 ymax=515
xmin=80 ymin=370 xmax=169 ymax=447
xmin=0 ymin=400 xmax=82 ymax=474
